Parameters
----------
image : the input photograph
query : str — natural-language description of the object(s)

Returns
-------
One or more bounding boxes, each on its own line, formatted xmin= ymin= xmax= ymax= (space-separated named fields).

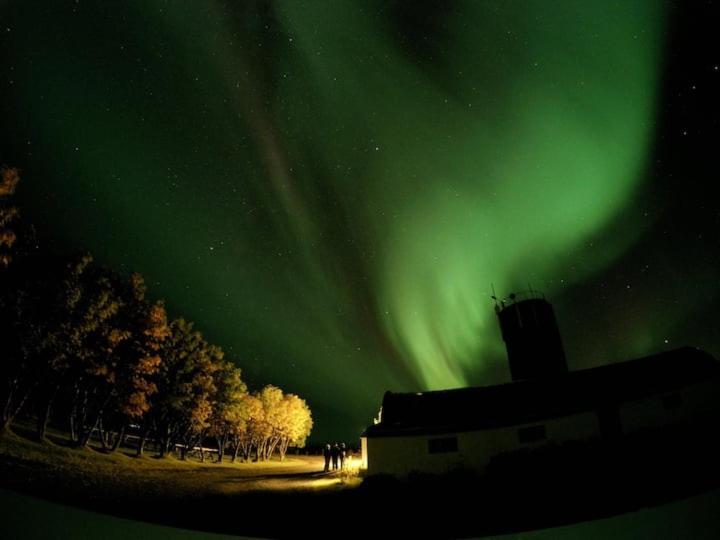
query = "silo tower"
xmin=494 ymin=290 xmax=568 ymax=381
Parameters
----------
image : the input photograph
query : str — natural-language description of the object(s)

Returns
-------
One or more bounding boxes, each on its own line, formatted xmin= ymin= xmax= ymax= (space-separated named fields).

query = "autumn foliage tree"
xmin=207 ymin=361 xmax=247 ymax=463
xmin=143 ymin=318 xmax=219 ymax=458
xmin=247 ymin=385 xmax=313 ymax=462
xmin=276 ymin=393 xmax=313 ymax=461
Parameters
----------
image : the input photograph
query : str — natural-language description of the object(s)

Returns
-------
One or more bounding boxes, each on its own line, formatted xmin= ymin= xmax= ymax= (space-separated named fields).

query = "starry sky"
xmin=1 ymin=1 xmax=718 ymax=442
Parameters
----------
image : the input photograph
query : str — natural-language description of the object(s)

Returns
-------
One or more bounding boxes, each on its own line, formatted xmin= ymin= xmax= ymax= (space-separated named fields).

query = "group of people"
xmin=322 ymin=442 xmax=347 ymax=472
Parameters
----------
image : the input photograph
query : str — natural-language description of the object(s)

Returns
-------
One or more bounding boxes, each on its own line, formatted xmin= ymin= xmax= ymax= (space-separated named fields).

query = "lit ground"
xmin=0 ymin=429 xmax=358 ymax=501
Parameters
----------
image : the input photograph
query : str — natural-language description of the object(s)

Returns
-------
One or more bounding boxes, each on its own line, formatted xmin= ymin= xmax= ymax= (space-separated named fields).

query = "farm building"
xmin=360 ymin=292 xmax=720 ymax=476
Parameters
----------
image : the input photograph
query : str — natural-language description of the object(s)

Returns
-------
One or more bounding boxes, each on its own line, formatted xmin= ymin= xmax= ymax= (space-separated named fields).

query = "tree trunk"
xmin=98 ymin=418 xmax=109 ymax=450
xmin=70 ymin=386 xmax=89 ymax=444
xmin=78 ymin=391 xmax=112 ymax=448
xmin=2 ymin=379 xmax=19 ymax=428
xmin=2 ymin=380 xmax=16 ymax=425
xmin=136 ymin=425 xmax=151 ymax=457
xmin=267 ymin=437 xmax=279 ymax=460
xmin=36 ymin=385 xmax=59 ymax=441
xmin=279 ymin=439 xmax=289 ymax=461
xmin=2 ymin=379 xmax=31 ymax=434
xmin=105 ymin=424 xmax=126 ymax=453
xmin=68 ymin=383 xmax=81 ymax=442
xmin=216 ymin=437 xmax=224 ymax=463
xmin=157 ymin=424 xmax=171 ymax=457
xmin=1 ymin=417 xmax=11 ymax=434
xmin=79 ymin=415 xmax=100 ymax=447
xmin=69 ymin=413 xmax=76 ymax=442
xmin=137 ymin=435 xmax=147 ymax=457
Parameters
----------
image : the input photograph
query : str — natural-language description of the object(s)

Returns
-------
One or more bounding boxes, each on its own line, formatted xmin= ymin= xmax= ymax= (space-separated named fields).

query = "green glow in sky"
xmin=273 ymin=1 xmax=663 ymax=389
xmin=2 ymin=1 xmax=664 ymax=439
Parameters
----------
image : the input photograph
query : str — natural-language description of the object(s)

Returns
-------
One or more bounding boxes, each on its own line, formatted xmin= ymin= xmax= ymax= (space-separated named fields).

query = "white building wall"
xmin=365 ymin=410 xmax=600 ymax=477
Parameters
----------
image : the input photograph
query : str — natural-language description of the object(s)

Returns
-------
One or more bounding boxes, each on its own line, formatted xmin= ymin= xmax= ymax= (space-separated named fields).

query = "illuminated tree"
xmin=230 ymin=393 xmax=263 ymax=462
xmin=252 ymin=385 xmax=283 ymax=461
xmin=276 ymin=393 xmax=313 ymax=461
xmin=207 ymin=361 xmax=247 ymax=463
xmin=144 ymin=318 xmax=219 ymax=458
xmin=247 ymin=385 xmax=313 ymax=461
xmin=90 ymin=274 xmax=170 ymax=451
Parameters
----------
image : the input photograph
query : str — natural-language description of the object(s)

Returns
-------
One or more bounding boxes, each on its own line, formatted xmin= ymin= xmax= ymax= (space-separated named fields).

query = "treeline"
xmin=0 ymin=167 xmax=312 ymax=461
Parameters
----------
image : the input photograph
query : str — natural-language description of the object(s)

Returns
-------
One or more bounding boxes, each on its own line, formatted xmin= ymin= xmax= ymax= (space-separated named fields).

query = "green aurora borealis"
xmin=1 ymin=0 xmax=703 ymax=441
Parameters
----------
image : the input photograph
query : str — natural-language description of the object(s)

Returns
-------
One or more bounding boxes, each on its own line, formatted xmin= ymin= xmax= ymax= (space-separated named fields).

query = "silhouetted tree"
xmin=0 ymin=167 xmax=20 ymax=269
xmin=0 ymin=255 xmax=53 ymax=432
xmin=0 ymin=166 xmax=25 ymax=431
xmin=33 ymin=253 xmax=107 ymax=441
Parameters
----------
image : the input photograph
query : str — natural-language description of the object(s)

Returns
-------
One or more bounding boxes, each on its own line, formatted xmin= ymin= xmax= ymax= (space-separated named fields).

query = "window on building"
xmin=517 ymin=425 xmax=546 ymax=444
xmin=428 ymin=437 xmax=458 ymax=454
xmin=662 ymin=393 xmax=683 ymax=411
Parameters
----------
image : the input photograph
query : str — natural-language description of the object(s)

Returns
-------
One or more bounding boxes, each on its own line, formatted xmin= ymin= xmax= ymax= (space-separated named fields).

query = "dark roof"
xmin=363 ymin=347 xmax=720 ymax=438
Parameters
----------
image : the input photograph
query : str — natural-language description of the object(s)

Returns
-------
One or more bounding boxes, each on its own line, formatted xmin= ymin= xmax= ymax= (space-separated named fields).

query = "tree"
xmin=0 ymin=167 xmax=20 ymax=269
xmin=70 ymin=272 xmax=170 ymax=449
xmin=94 ymin=274 xmax=169 ymax=451
xmin=230 ymin=393 xmax=263 ymax=462
xmin=0 ymin=166 xmax=26 ymax=431
xmin=276 ymin=393 xmax=313 ymax=461
xmin=0 ymin=254 xmax=53 ymax=432
xmin=253 ymin=385 xmax=284 ymax=461
xmin=143 ymin=318 xmax=218 ymax=458
xmin=33 ymin=253 xmax=112 ymax=441
xmin=0 ymin=167 xmax=44 ymax=434
xmin=207 ymin=361 xmax=247 ymax=463
xmin=245 ymin=385 xmax=312 ymax=461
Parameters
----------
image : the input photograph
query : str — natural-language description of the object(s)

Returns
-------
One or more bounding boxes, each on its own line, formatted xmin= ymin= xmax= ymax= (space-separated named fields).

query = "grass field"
xmin=0 ymin=428 xmax=357 ymax=501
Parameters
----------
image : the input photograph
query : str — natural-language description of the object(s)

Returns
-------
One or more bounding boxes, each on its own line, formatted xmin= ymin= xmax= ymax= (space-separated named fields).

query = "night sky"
xmin=1 ymin=1 xmax=718 ymax=442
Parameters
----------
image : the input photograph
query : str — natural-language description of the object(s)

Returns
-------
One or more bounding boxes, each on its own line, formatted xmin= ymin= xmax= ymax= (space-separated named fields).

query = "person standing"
xmin=331 ymin=442 xmax=340 ymax=470
xmin=339 ymin=443 xmax=346 ymax=469
xmin=323 ymin=443 xmax=331 ymax=472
